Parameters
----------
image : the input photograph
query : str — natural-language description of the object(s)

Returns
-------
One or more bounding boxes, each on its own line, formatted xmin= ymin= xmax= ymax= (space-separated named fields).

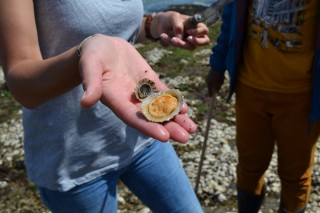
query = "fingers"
xmin=158 ymin=11 xmax=210 ymax=49
xmin=173 ymin=114 xmax=197 ymax=134
xmin=163 ymin=121 xmax=190 ymax=143
xmin=186 ymin=23 xmax=210 ymax=46
xmin=160 ymin=33 xmax=196 ymax=50
xmin=121 ymin=102 xmax=195 ymax=144
xmin=186 ymin=35 xmax=210 ymax=46
xmin=170 ymin=13 xmax=186 ymax=39
xmin=118 ymin=104 xmax=171 ymax=142
xmin=120 ymin=104 xmax=195 ymax=144
xmin=162 ymin=113 xmax=197 ymax=143
xmin=159 ymin=27 xmax=210 ymax=49
xmin=187 ymin=23 xmax=209 ymax=37
xmin=137 ymin=122 xmax=171 ymax=142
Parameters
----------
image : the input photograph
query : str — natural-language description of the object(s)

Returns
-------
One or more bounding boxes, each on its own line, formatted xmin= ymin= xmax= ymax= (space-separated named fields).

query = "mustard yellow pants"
xmin=235 ymin=82 xmax=320 ymax=212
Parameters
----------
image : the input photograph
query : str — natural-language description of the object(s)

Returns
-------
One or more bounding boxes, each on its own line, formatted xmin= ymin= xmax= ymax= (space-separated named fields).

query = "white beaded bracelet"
xmin=76 ymin=35 xmax=93 ymax=57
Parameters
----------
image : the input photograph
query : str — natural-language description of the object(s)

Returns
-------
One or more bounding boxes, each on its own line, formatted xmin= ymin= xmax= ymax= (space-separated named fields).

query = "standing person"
xmin=0 ymin=0 xmax=210 ymax=212
xmin=207 ymin=0 xmax=320 ymax=212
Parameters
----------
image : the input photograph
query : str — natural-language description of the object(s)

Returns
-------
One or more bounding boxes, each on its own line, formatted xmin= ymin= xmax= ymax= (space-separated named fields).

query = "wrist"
xmin=76 ymin=35 xmax=94 ymax=57
xmin=144 ymin=13 xmax=160 ymax=42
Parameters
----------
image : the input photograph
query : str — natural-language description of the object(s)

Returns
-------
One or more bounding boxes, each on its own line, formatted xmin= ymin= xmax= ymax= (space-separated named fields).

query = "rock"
xmin=144 ymin=48 xmax=172 ymax=66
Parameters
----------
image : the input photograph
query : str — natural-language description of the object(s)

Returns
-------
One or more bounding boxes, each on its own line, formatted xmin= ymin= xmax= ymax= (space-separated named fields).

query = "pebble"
xmin=144 ymin=47 xmax=172 ymax=66
xmin=0 ymin=181 xmax=8 ymax=189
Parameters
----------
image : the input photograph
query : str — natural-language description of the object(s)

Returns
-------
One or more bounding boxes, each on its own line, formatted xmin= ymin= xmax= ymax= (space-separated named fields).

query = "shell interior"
xmin=135 ymin=78 xmax=156 ymax=101
xmin=141 ymin=89 xmax=183 ymax=123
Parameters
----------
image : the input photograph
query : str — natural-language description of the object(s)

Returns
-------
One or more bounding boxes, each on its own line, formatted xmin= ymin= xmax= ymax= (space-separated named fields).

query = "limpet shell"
xmin=135 ymin=78 xmax=157 ymax=101
xmin=141 ymin=89 xmax=183 ymax=123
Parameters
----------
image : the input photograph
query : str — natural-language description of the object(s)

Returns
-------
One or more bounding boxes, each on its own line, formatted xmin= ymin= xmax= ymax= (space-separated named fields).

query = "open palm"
xmin=78 ymin=34 xmax=196 ymax=143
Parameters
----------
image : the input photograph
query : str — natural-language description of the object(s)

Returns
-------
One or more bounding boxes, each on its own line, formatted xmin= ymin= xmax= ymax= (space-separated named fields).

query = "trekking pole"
xmin=195 ymin=92 xmax=217 ymax=195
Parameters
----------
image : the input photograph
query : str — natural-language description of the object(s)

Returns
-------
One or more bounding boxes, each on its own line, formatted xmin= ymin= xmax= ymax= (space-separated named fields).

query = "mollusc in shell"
xmin=141 ymin=89 xmax=183 ymax=123
xmin=135 ymin=78 xmax=156 ymax=101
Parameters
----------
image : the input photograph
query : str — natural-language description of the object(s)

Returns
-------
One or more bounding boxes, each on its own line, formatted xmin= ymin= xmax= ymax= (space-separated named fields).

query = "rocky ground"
xmin=2 ymin=44 xmax=320 ymax=213
xmin=1 ymin=6 xmax=320 ymax=213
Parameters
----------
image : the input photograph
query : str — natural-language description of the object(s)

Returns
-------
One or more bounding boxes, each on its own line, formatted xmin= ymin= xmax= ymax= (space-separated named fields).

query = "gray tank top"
xmin=23 ymin=0 xmax=154 ymax=191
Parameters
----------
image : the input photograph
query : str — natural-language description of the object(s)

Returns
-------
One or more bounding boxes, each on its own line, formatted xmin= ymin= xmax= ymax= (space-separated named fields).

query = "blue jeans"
xmin=39 ymin=141 xmax=203 ymax=213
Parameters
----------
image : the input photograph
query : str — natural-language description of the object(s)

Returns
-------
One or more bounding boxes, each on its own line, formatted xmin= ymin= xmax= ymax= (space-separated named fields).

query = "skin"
xmin=0 ymin=0 xmax=210 ymax=143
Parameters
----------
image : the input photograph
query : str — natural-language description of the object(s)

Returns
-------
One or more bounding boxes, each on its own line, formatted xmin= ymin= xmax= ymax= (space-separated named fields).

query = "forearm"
xmin=0 ymin=0 xmax=82 ymax=108
xmin=5 ymin=47 xmax=81 ymax=109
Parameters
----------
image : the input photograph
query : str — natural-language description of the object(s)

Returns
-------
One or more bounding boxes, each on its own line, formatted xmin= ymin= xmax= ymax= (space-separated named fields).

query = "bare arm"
xmin=0 ymin=0 xmax=197 ymax=143
xmin=0 ymin=0 xmax=82 ymax=108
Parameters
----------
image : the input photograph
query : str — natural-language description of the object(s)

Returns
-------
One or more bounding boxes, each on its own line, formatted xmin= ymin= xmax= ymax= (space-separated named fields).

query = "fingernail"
xmin=159 ymin=127 xmax=166 ymax=136
xmin=171 ymin=37 xmax=178 ymax=43
xmin=176 ymin=34 xmax=182 ymax=39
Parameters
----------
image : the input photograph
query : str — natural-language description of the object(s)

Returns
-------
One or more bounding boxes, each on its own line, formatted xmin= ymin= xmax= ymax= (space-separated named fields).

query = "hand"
xmin=152 ymin=11 xmax=210 ymax=50
xmin=78 ymin=34 xmax=197 ymax=143
xmin=206 ymin=68 xmax=225 ymax=97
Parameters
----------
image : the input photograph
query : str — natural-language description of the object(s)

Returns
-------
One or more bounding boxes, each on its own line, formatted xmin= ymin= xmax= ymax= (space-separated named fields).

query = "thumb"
xmin=79 ymin=60 xmax=103 ymax=108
